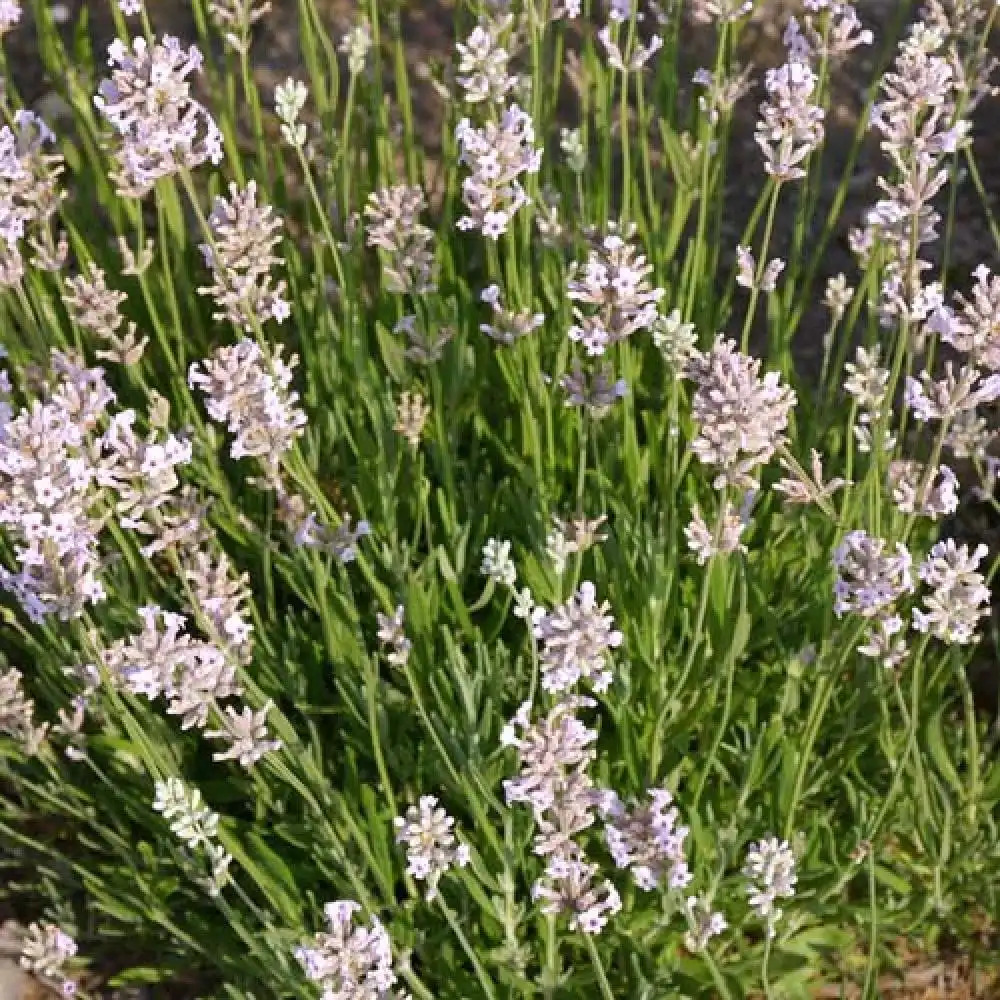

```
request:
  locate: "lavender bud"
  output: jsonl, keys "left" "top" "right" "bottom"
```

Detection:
{"left": 295, "top": 901, "right": 404, "bottom": 1000}
{"left": 913, "top": 539, "right": 990, "bottom": 644}
{"left": 531, "top": 582, "right": 623, "bottom": 695}
{"left": 833, "top": 530, "right": 914, "bottom": 619}
{"left": 199, "top": 180, "right": 290, "bottom": 329}
{"left": 394, "top": 795, "right": 471, "bottom": 900}
{"left": 94, "top": 36, "right": 223, "bottom": 197}
{"left": 456, "top": 14, "right": 517, "bottom": 106}
{"left": 744, "top": 836, "right": 797, "bottom": 936}
{"left": 365, "top": 185, "right": 437, "bottom": 296}
{"left": 686, "top": 336, "right": 796, "bottom": 490}
{"left": 188, "top": 339, "right": 307, "bottom": 475}
{"left": 456, "top": 105, "right": 542, "bottom": 238}
{"left": 567, "top": 228, "right": 664, "bottom": 356}
{"left": 602, "top": 787, "right": 692, "bottom": 891}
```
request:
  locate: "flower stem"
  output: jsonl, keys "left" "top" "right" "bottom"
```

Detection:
{"left": 437, "top": 895, "right": 497, "bottom": 1000}
{"left": 584, "top": 933, "right": 615, "bottom": 1000}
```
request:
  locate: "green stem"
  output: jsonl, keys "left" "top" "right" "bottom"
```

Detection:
{"left": 741, "top": 181, "right": 781, "bottom": 357}
{"left": 367, "top": 657, "right": 397, "bottom": 816}
{"left": 761, "top": 932, "right": 774, "bottom": 1000}
{"left": 542, "top": 915, "right": 561, "bottom": 1000}
{"left": 865, "top": 639, "right": 928, "bottom": 845}
{"left": 437, "top": 894, "right": 497, "bottom": 1000}
{"left": 584, "top": 933, "right": 616, "bottom": 1000}
{"left": 782, "top": 631, "right": 860, "bottom": 841}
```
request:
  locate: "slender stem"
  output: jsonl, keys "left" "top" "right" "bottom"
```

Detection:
{"left": 584, "top": 933, "right": 616, "bottom": 1000}
{"left": 741, "top": 180, "right": 781, "bottom": 356}
{"left": 676, "top": 490, "right": 730, "bottom": 691}
{"left": 340, "top": 73, "right": 359, "bottom": 223}
{"left": 401, "top": 663, "right": 505, "bottom": 859}
{"left": 963, "top": 147, "right": 1000, "bottom": 253}
{"left": 576, "top": 408, "right": 589, "bottom": 516}
{"left": 649, "top": 494, "right": 729, "bottom": 782}
{"left": 542, "top": 915, "right": 561, "bottom": 1000}
{"left": 955, "top": 651, "right": 981, "bottom": 828}
{"left": 684, "top": 23, "right": 729, "bottom": 324}
{"left": 437, "top": 895, "right": 498, "bottom": 1000}
{"left": 619, "top": 62, "right": 631, "bottom": 224}
{"left": 429, "top": 366, "right": 458, "bottom": 509}
{"left": 367, "top": 657, "right": 397, "bottom": 817}
{"left": 293, "top": 143, "right": 349, "bottom": 297}
{"left": 860, "top": 853, "right": 878, "bottom": 1000}
{"left": 865, "top": 638, "right": 928, "bottom": 845}
{"left": 781, "top": 624, "right": 867, "bottom": 840}
{"left": 691, "top": 567, "right": 744, "bottom": 808}
{"left": 761, "top": 932, "right": 774, "bottom": 1000}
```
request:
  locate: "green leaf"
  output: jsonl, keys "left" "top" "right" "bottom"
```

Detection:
{"left": 222, "top": 830, "right": 302, "bottom": 926}
{"left": 924, "top": 707, "right": 963, "bottom": 797}
{"left": 872, "top": 864, "right": 910, "bottom": 894}
{"left": 108, "top": 967, "right": 174, "bottom": 986}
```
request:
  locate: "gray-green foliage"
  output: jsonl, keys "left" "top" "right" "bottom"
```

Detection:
{"left": 0, "top": 0, "right": 999, "bottom": 997}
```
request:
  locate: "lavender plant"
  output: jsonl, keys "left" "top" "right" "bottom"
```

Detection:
{"left": 0, "top": 0, "right": 999, "bottom": 997}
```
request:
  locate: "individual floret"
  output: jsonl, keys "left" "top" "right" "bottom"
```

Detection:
{"left": 0, "top": 111, "right": 66, "bottom": 282}
{"left": 205, "top": 702, "right": 282, "bottom": 768}
{"left": 0, "top": 667, "right": 48, "bottom": 753}
{"left": 19, "top": 922, "right": 78, "bottom": 997}
{"left": 207, "top": 0, "right": 271, "bottom": 54}
{"left": 0, "top": 0, "right": 20, "bottom": 36}
{"left": 774, "top": 449, "right": 849, "bottom": 508}
{"left": 684, "top": 500, "right": 747, "bottom": 564}
{"left": 393, "top": 390, "right": 430, "bottom": 450}
{"left": 65, "top": 264, "right": 148, "bottom": 365}
{"left": 689, "top": 0, "right": 752, "bottom": 23}
{"left": 102, "top": 605, "right": 241, "bottom": 730}
{"left": 652, "top": 309, "right": 698, "bottom": 370}
{"left": 601, "top": 788, "right": 692, "bottom": 891}
{"left": 99, "top": 408, "right": 193, "bottom": 535}
{"left": 455, "top": 14, "right": 517, "bottom": 105}
{"left": 184, "top": 549, "right": 254, "bottom": 663}
{"left": 502, "top": 697, "right": 600, "bottom": 859}
{"left": 559, "top": 359, "right": 628, "bottom": 417}
{"left": 274, "top": 487, "right": 371, "bottom": 562}
{"left": 480, "top": 284, "right": 544, "bottom": 346}
{"left": 365, "top": 185, "right": 437, "bottom": 296}
{"left": 683, "top": 894, "right": 728, "bottom": 952}
{"left": 905, "top": 364, "right": 1000, "bottom": 423}
{"left": 339, "top": 18, "right": 373, "bottom": 76}
{"left": 931, "top": 265, "right": 1000, "bottom": 368}
{"left": 833, "top": 530, "right": 913, "bottom": 618}
{"left": 532, "top": 855, "right": 622, "bottom": 934}
{"left": 481, "top": 537, "right": 517, "bottom": 588}
{"left": 755, "top": 59, "right": 824, "bottom": 182}
{"left": 843, "top": 345, "right": 894, "bottom": 454}
{"left": 887, "top": 460, "right": 958, "bottom": 519}
{"left": 0, "top": 353, "right": 114, "bottom": 621}
{"left": 376, "top": 605, "right": 412, "bottom": 669}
